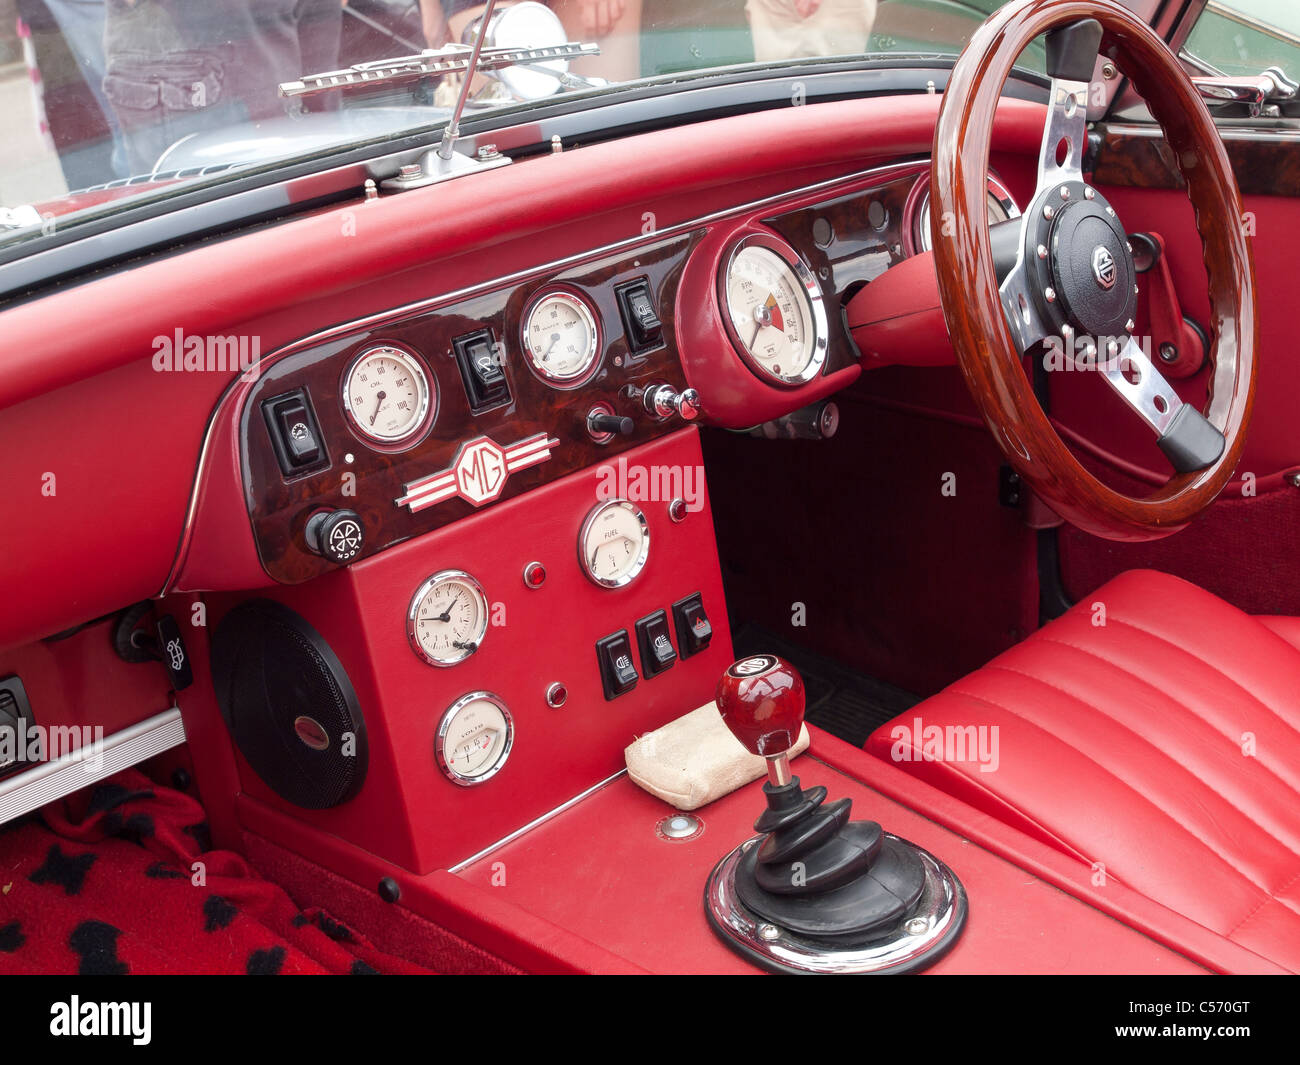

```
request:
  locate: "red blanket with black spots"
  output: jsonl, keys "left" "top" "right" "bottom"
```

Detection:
{"left": 0, "top": 770, "right": 430, "bottom": 974}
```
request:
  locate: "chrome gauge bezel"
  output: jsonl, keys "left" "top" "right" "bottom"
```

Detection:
{"left": 435, "top": 691, "right": 514, "bottom": 787}
{"left": 719, "top": 233, "right": 829, "bottom": 388}
{"left": 407, "top": 569, "right": 489, "bottom": 667}
{"left": 520, "top": 288, "right": 603, "bottom": 388}
{"left": 340, "top": 344, "right": 434, "bottom": 449}
{"left": 909, "top": 173, "right": 1020, "bottom": 255}
{"left": 578, "top": 498, "right": 650, "bottom": 589}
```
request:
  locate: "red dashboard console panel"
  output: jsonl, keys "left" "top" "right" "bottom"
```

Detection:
{"left": 209, "top": 429, "right": 735, "bottom": 874}
{"left": 863, "top": 570, "right": 1300, "bottom": 972}
{"left": 845, "top": 250, "right": 956, "bottom": 368}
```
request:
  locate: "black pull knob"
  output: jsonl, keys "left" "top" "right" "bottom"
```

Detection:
{"left": 588, "top": 411, "right": 635, "bottom": 437}
{"left": 305, "top": 509, "right": 365, "bottom": 564}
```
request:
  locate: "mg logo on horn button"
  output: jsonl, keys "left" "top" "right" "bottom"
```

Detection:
{"left": 1091, "top": 245, "right": 1117, "bottom": 290}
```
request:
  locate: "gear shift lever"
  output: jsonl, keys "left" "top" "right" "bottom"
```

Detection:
{"left": 716, "top": 654, "right": 804, "bottom": 784}
{"left": 706, "top": 654, "right": 968, "bottom": 975}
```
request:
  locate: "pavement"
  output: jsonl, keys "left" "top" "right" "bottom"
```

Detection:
{"left": 1, "top": 61, "right": 69, "bottom": 209}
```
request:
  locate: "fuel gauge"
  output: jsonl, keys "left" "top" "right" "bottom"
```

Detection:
{"left": 579, "top": 499, "right": 650, "bottom": 588}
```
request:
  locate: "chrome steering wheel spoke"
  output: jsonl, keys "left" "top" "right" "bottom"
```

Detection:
{"left": 1037, "top": 78, "right": 1090, "bottom": 189}
{"left": 1096, "top": 335, "right": 1184, "bottom": 436}
{"left": 999, "top": 259, "right": 1050, "bottom": 354}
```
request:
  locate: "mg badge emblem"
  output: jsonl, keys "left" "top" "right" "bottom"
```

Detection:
{"left": 395, "top": 433, "right": 559, "bottom": 513}
{"left": 454, "top": 438, "right": 508, "bottom": 505}
{"left": 1091, "top": 245, "right": 1116, "bottom": 290}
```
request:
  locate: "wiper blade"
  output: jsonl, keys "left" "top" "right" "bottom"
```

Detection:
{"left": 280, "top": 42, "right": 599, "bottom": 99}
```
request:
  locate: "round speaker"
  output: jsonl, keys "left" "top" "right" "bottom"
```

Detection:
{"left": 211, "top": 600, "right": 368, "bottom": 809}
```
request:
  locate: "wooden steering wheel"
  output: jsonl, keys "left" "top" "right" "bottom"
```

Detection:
{"left": 931, "top": 0, "right": 1257, "bottom": 541}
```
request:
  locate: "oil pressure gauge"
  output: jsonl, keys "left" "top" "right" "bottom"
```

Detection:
{"left": 342, "top": 344, "right": 433, "bottom": 447}
{"left": 579, "top": 499, "right": 649, "bottom": 588}
{"left": 436, "top": 692, "right": 513, "bottom": 786}
{"left": 408, "top": 570, "right": 489, "bottom": 667}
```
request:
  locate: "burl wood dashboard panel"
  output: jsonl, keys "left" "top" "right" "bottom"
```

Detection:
{"left": 240, "top": 167, "right": 926, "bottom": 585}
{"left": 243, "top": 234, "right": 702, "bottom": 584}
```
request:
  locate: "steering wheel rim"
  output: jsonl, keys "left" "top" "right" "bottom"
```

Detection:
{"left": 931, "top": 0, "right": 1257, "bottom": 542}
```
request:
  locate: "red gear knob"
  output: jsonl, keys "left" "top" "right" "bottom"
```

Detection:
{"left": 715, "top": 655, "right": 805, "bottom": 757}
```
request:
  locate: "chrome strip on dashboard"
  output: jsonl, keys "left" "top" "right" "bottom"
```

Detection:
{"left": 448, "top": 767, "right": 627, "bottom": 873}
{"left": 0, "top": 707, "right": 187, "bottom": 826}
{"left": 161, "top": 158, "right": 929, "bottom": 594}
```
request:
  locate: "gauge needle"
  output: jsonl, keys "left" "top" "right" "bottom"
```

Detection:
{"left": 540, "top": 332, "right": 561, "bottom": 361}
{"left": 369, "top": 389, "right": 387, "bottom": 426}
{"left": 433, "top": 594, "right": 461, "bottom": 624}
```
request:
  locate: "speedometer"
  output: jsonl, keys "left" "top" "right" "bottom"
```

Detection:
{"left": 721, "top": 237, "right": 828, "bottom": 387}
{"left": 911, "top": 174, "right": 1020, "bottom": 253}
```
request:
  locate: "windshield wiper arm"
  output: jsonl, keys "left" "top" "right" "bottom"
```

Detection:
{"left": 279, "top": 42, "right": 599, "bottom": 99}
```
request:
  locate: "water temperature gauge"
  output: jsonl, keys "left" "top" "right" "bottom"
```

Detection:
{"left": 436, "top": 692, "right": 513, "bottom": 786}
{"left": 579, "top": 499, "right": 650, "bottom": 588}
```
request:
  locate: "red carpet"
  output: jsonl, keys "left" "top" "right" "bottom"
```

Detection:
{"left": 0, "top": 770, "right": 430, "bottom": 975}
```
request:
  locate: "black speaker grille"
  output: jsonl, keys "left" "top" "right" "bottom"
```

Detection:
{"left": 212, "top": 600, "right": 368, "bottom": 809}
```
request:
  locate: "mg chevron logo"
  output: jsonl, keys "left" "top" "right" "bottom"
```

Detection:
{"left": 395, "top": 433, "right": 559, "bottom": 513}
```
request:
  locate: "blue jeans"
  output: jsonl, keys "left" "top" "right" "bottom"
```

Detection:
{"left": 101, "top": 0, "right": 342, "bottom": 175}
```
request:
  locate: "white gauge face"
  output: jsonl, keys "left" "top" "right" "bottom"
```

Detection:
{"left": 723, "top": 244, "right": 827, "bottom": 386}
{"left": 579, "top": 500, "right": 649, "bottom": 588}
{"left": 915, "top": 182, "right": 1018, "bottom": 253}
{"left": 408, "top": 571, "right": 489, "bottom": 667}
{"left": 522, "top": 291, "right": 601, "bottom": 385}
{"left": 343, "top": 346, "right": 432, "bottom": 445}
{"left": 436, "top": 692, "right": 513, "bottom": 786}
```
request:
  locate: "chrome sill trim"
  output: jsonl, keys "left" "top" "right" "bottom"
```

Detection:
{"left": 0, "top": 707, "right": 187, "bottom": 826}
{"left": 448, "top": 767, "right": 627, "bottom": 873}
{"left": 162, "top": 158, "right": 928, "bottom": 593}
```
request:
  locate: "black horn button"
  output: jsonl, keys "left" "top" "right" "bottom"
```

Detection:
{"left": 1048, "top": 198, "right": 1137, "bottom": 342}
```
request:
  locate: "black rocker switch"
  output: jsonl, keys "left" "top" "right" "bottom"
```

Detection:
{"left": 596, "top": 630, "right": 639, "bottom": 699}
{"left": 453, "top": 329, "right": 511, "bottom": 412}
{"left": 616, "top": 278, "right": 663, "bottom": 354}
{"left": 635, "top": 610, "right": 677, "bottom": 677}
{"left": 262, "top": 389, "right": 328, "bottom": 476}
{"left": 672, "top": 593, "right": 713, "bottom": 659}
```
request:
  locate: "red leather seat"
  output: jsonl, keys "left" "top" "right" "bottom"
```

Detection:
{"left": 865, "top": 569, "right": 1300, "bottom": 971}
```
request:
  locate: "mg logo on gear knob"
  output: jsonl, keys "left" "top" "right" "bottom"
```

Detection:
{"left": 1092, "top": 245, "right": 1117, "bottom": 290}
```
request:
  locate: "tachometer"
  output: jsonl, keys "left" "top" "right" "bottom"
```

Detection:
{"left": 342, "top": 345, "right": 433, "bottom": 447}
{"left": 521, "top": 290, "right": 601, "bottom": 386}
{"left": 721, "top": 237, "right": 828, "bottom": 387}
{"left": 407, "top": 570, "right": 489, "bottom": 667}
{"left": 435, "top": 692, "right": 513, "bottom": 786}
